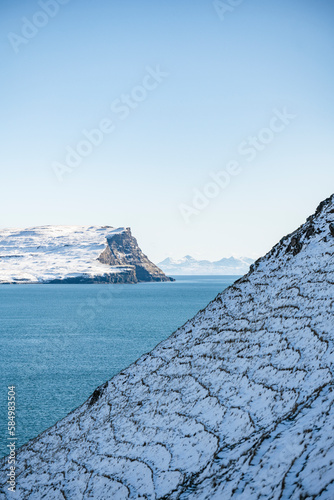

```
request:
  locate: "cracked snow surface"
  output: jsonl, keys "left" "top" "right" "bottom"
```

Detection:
{"left": 1, "top": 195, "right": 334, "bottom": 499}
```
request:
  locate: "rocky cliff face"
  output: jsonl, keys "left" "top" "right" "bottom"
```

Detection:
{"left": 98, "top": 228, "right": 174, "bottom": 282}
{"left": 0, "top": 226, "right": 172, "bottom": 284}
{"left": 1, "top": 195, "right": 334, "bottom": 499}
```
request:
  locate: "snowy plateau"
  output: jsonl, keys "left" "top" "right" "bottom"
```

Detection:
{"left": 1, "top": 194, "right": 334, "bottom": 499}
{"left": 0, "top": 226, "right": 172, "bottom": 284}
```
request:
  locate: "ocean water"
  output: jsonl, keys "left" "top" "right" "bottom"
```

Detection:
{"left": 0, "top": 275, "right": 239, "bottom": 458}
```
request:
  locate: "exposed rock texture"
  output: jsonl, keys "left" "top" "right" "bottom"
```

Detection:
{"left": 98, "top": 228, "right": 173, "bottom": 282}
{"left": 48, "top": 267, "right": 137, "bottom": 284}
{"left": 0, "top": 226, "right": 172, "bottom": 284}
{"left": 0, "top": 195, "right": 334, "bottom": 499}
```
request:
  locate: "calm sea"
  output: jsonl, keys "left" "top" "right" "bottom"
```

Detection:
{"left": 0, "top": 275, "right": 239, "bottom": 458}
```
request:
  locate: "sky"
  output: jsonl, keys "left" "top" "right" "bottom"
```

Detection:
{"left": 1, "top": 0, "right": 334, "bottom": 262}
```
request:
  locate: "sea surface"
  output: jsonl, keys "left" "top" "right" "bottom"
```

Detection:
{"left": 0, "top": 275, "right": 239, "bottom": 458}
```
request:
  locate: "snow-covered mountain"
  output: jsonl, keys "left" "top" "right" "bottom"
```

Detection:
{"left": 1, "top": 194, "right": 334, "bottom": 499}
{"left": 158, "top": 255, "right": 255, "bottom": 275}
{"left": 0, "top": 226, "right": 172, "bottom": 284}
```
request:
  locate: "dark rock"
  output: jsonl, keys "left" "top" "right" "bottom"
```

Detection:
{"left": 286, "top": 235, "right": 303, "bottom": 256}
{"left": 305, "top": 225, "right": 315, "bottom": 239}
{"left": 88, "top": 382, "right": 108, "bottom": 406}
{"left": 315, "top": 196, "right": 332, "bottom": 215}
{"left": 329, "top": 223, "right": 334, "bottom": 237}
{"left": 47, "top": 268, "right": 137, "bottom": 284}
{"left": 98, "top": 228, "right": 174, "bottom": 282}
{"left": 88, "top": 389, "right": 102, "bottom": 407}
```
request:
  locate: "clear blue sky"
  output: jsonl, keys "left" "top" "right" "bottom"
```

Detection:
{"left": 1, "top": 0, "right": 334, "bottom": 261}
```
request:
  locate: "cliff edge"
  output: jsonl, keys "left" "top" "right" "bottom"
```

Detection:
{"left": 1, "top": 195, "right": 334, "bottom": 498}
{"left": 98, "top": 227, "right": 173, "bottom": 282}
{"left": 0, "top": 225, "right": 173, "bottom": 284}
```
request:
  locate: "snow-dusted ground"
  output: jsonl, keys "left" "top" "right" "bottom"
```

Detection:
{"left": 0, "top": 226, "right": 131, "bottom": 283}
{"left": 158, "top": 255, "right": 254, "bottom": 275}
{"left": 0, "top": 195, "right": 334, "bottom": 499}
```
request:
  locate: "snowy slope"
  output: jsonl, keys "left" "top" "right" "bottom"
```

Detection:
{"left": 0, "top": 195, "right": 334, "bottom": 499}
{"left": 0, "top": 226, "right": 170, "bottom": 284}
{"left": 158, "top": 255, "right": 255, "bottom": 275}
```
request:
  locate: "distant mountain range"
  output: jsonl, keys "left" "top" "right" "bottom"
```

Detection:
{"left": 158, "top": 255, "right": 255, "bottom": 275}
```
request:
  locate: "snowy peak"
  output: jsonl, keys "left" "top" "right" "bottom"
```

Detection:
{"left": 0, "top": 225, "right": 173, "bottom": 284}
{"left": 1, "top": 194, "right": 334, "bottom": 499}
{"left": 250, "top": 193, "right": 334, "bottom": 275}
{"left": 183, "top": 254, "right": 196, "bottom": 261}
{"left": 158, "top": 255, "right": 254, "bottom": 275}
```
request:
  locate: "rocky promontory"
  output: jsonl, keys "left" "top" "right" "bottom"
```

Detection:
{"left": 0, "top": 226, "right": 173, "bottom": 284}
{"left": 98, "top": 227, "right": 173, "bottom": 282}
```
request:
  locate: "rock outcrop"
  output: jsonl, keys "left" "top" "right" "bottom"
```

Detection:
{"left": 0, "top": 226, "right": 173, "bottom": 284}
{"left": 98, "top": 228, "right": 173, "bottom": 282}
{"left": 0, "top": 195, "right": 334, "bottom": 499}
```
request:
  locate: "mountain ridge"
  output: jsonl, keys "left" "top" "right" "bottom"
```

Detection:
{"left": 158, "top": 255, "right": 255, "bottom": 275}
{"left": 0, "top": 194, "right": 333, "bottom": 498}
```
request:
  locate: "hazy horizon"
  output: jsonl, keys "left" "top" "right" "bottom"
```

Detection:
{"left": 1, "top": 0, "right": 334, "bottom": 262}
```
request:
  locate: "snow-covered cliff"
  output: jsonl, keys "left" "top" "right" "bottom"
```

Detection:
{"left": 0, "top": 194, "right": 334, "bottom": 499}
{"left": 0, "top": 226, "right": 172, "bottom": 284}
